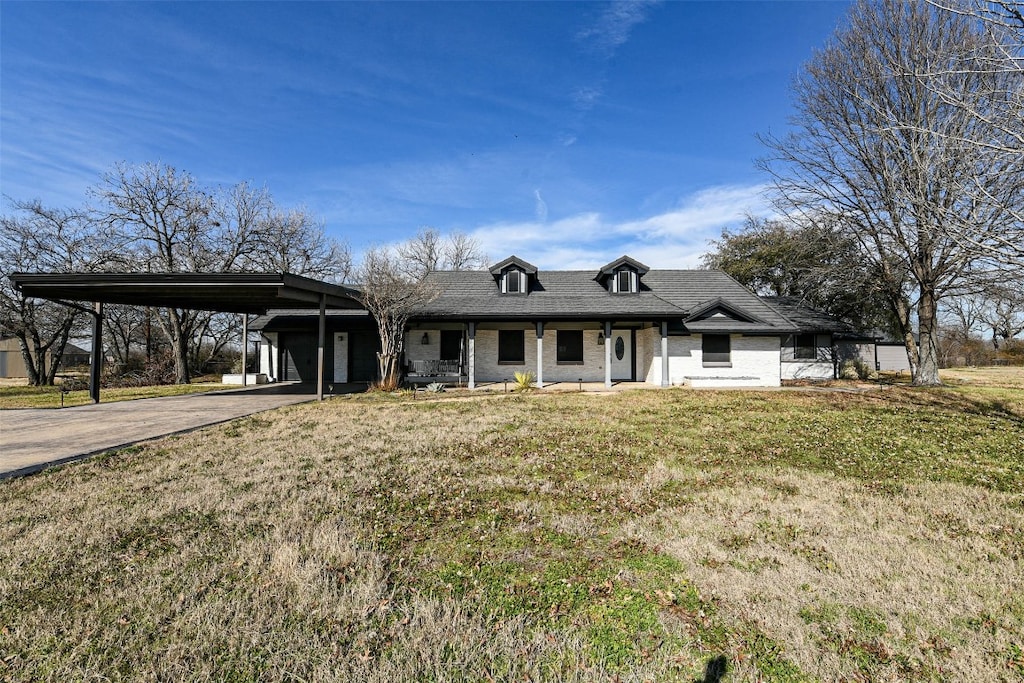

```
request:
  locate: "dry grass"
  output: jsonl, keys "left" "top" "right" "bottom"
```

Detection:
{"left": 941, "top": 365, "right": 1024, "bottom": 389}
{"left": 1, "top": 377, "right": 1022, "bottom": 681}
{"left": 0, "top": 381, "right": 227, "bottom": 409}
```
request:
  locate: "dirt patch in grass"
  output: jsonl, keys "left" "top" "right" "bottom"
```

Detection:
{"left": 1, "top": 387, "right": 1021, "bottom": 681}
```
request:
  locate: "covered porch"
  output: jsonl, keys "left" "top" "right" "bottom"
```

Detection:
{"left": 405, "top": 319, "right": 677, "bottom": 389}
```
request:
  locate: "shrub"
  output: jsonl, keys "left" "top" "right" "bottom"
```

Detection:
{"left": 513, "top": 370, "right": 537, "bottom": 392}
{"left": 840, "top": 359, "right": 874, "bottom": 380}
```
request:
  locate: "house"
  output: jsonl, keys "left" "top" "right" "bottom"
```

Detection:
{"left": 0, "top": 338, "right": 91, "bottom": 379}
{"left": 250, "top": 256, "right": 855, "bottom": 389}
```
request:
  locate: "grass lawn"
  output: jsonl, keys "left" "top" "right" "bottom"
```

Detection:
{"left": 1, "top": 374, "right": 1022, "bottom": 681}
{"left": 0, "top": 380, "right": 227, "bottom": 409}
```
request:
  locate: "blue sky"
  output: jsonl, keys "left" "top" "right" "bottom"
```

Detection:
{"left": 1, "top": 1, "right": 851, "bottom": 269}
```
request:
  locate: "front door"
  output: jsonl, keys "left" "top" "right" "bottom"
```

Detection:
{"left": 609, "top": 330, "right": 634, "bottom": 381}
{"left": 440, "top": 330, "right": 462, "bottom": 362}
{"left": 280, "top": 332, "right": 317, "bottom": 383}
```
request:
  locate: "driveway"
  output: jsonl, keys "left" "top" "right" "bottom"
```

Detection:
{"left": 0, "top": 383, "right": 323, "bottom": 479}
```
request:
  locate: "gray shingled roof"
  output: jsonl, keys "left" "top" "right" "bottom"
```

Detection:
{"left": 251, "top": 269, "right": 846, "bottom": 334}
{"left": 418, "top": 270, "right": 684, "bottom": 320}
{"left": 760, "top": 296, "right": 855, "bottom": 333}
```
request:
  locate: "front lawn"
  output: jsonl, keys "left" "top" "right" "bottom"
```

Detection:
{"left": 0, "top": 381, "right": 226, "bottom": 409}
{"left": 1, "top": 382, "right": 1021, "bottom": 681}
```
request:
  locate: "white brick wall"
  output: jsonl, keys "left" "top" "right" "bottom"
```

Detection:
{"left": 781, "top": 360, "right": 833, "bottom": 380}
{"left": 644, "top": 333, "right": 781, "bottom": 387}
{"left": 404, "top": 330, "right": 440, "bottom": 363}
{"left": 471, "top": 326, "right": 607, "bottom": 384}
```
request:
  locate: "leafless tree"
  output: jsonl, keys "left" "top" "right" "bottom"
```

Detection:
{"left": 397, "top": 227, "right": 488, "bottom": 279}
{"left": 921, "top": 1, "right": 1024, "bottom": 267}
{"left": 93, "top": 163, "right": 351, "bottom": 383}
{"left": 981, "top": 282, "right": 1024, "bottom": 348}
{"left": 443, "top": 230, "right": 488, "bottom": 272}
{"left": 253, "top": 208, "right": 352, "bottom": 282}
{"left": 103, "top": 304, "right": 149, "bottom": 367}
{"left": 759, "top": 0, "right": 1024, "bottom": 385}
{"left": 92, "top": 163, "right": 219, "bottom": 383}
{"left": 356, "top": 245, "right": 439, "bottom": 391}
{"left": 0, "top": 201, "right": 107, "bottom": 385}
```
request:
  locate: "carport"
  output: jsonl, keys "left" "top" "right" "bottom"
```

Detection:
{"left": 9, "top": 272, "right": 364, "bottom": 402}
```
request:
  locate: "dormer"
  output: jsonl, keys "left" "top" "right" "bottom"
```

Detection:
{"left": 489, "top": 255, "right": 538, "bottom": 295}
{"left": 596, "top": 255, "right": 649, "bottom": 294}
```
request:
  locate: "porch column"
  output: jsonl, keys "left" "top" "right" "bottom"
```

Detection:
{"left": 241, "top": 314, "right": 248, "bottom": 387}
{"left": 89, "top": 302, "right": 103, "bottom": 404}
{"left": 660, "top": 321, "right": 669, "bottom": 387}
{"left": 604, "top": 321, "right": 612, "bottom": 388}
{"left": 535, "top": 322, "right": 544, "bottom": 389}
{"left": 316, "top": 293, "right": 326, "bottom": 401}
{"left": 467, "top": 323, "right": 476, "bottom": 389}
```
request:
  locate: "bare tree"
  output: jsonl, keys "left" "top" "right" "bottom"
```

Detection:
{"left": 93, "top": 163, "right": 351, "bottom": 383}
{"left": 921, "top": 1, "right": 1024, "bottom": 267}
{"left": 397, "top": 227, "right": 488, "bottom": 279}
{"left": 0, "top": 201, "right": 106, "bottom": 385}
{"left": 443, "top": 230, "right": 488, "bottom": 272}
{"left": 254, "top": 208, "right": 352, "bottom": 282}
{"left": 982, "top": 282, "right": 1024, "bottom": 348}
{"left": 92, "top": 163, "right": 219, "bottom": 383}
{"left": 356, "top": 246, "right": 439, "bottom": 391}
{"left": 103, "top": 304, "right": 149, "bottom": 368}
{"left": 759, "top": 0, "right": 1024, "bottom": 385}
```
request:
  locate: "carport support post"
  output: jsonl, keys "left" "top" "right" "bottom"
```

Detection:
{"left": 316, "top": 293, "right": 326, "bottom": 401}
{"left": 89, "top": 302, "right": 103, "bottom": 404}
{"left": 660, "top": 321, "right": 669, "bottom": 387}
{"left": 241, "top": 314, "right": 248, "bottom": 387}
{"left": 467, "top": 323, "right": 476, "bottom": 389}
{"left": 604, "top": 321, "right": 612, "bottom": 388}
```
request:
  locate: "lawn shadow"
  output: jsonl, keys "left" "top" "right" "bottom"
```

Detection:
{"left": 695, "top": 654, "right": 728, "bottom": 683}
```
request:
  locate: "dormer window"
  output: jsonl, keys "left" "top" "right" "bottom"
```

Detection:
{"left": 504, "top": 269, "right": 524, "bottom": 294}
{"left": 597, "top": 255, "right": 649, "bottom": 294}
{"left": 615, "top": 269, "right": 637, "bottom": 294}
{"left": 489, "top": 255, "right": 538, "bottom": 295}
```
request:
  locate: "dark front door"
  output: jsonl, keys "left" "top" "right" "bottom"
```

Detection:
{"left": 440, "top": 330, "right": 463, "bottom": 362}
{"left": 349, "top": 329, "right": 380, "bottom": 382}
{"left": 281, "top": 333, "right": 317, "bottom": 382}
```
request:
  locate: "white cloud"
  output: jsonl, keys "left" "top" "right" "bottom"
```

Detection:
{"left": 572, "top": 85, "right": 604, "bottom": 111}
{"left": 534, "top": 189, "right": 549, "bottom": 223}
{"left": 464, "top": 183, "right": 771, "bottom": 270}
{"left": 576, "top": 1, "right": 662, "bottom": 58}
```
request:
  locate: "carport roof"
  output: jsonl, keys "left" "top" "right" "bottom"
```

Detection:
{"left": 9, "top": 272, "right": 364, "bottom": 314}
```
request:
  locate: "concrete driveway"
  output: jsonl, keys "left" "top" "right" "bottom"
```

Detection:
{"left": 0, "top": 383, "right": 322, "bottom": 479}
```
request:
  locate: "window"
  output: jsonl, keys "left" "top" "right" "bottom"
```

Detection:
{"left": 794, "top": 333, "right": 817, "bottom": 360}
{"left": 504, "top": 269, "right": 523, "bottom": 294}
{"left": 498, "top": 329, "right": 525, "bottom": 364}
{"left": 556, "top": 330, "right": 583, "bottom": 364}
{"left": 702, "top": 334, "right": 731, "bottom": 366}
{"left": 615, "top": 270, "right": 635, "bottom": 293}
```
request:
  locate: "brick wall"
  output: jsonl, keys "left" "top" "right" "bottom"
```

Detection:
{"left": 644, "top": 333, "right": 781, "bottom": 387}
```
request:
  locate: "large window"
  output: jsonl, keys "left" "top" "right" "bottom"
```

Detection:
{"left": 794, "top": 333, "right": 817, "bottom": 360}
{"left": 556, "top": 330, "right": 584, "bottom": 364}
{"left": 498, "top": 329, "right": 525, "bottom": 364}
{"left": 702, "top": 334, "right": 731, "bottom": 366}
